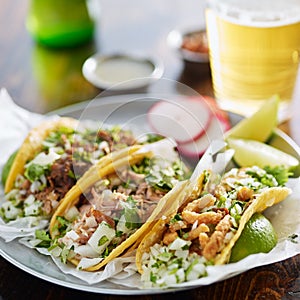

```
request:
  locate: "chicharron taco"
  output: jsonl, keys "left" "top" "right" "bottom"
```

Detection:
{"left": 136, "top": 164, "right": 291, "bottom": 287}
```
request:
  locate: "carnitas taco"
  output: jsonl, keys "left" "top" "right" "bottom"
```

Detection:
{"left": 48, "top": 139, "right": 191, "bottom": 271}
{"left": 136, "top": 164, "right": 291, "bottom": 288}
{"left": 0, "top": 117, "right": 145, "bottom": 223}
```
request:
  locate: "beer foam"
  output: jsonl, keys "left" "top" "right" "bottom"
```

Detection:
{"left": 209, "top": 0, "right": 300, "bottom": 27}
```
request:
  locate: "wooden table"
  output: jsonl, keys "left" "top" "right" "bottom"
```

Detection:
{"left": 0, "top": 1, "right": 299, "bottom": 299}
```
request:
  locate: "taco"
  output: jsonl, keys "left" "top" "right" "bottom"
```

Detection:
{"left": 0, "top": 117, "right": 143, "bottom": 222}
{"left": 48, "top": 139, "right": 191, "bottom": 271}
{"left": 136, "top": 165, "right": 291, "bottom": 287}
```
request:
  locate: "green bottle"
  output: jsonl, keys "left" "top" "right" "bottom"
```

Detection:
{"left": 26, "top": 0, "right": 95, "bottom": 48}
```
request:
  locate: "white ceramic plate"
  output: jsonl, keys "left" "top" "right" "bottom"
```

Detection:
{"left": 1, "top": 94, "right": 299, "bottom": 295}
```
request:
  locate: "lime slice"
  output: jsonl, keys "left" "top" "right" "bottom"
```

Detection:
{"left": 225, "top": 96, "right": 278, "bottom": 142}
{"left": 230, "top": 213, "right": 277, "bottom": 263}
{"left": 227, "top": 137, "right": 299, "bottom": 169}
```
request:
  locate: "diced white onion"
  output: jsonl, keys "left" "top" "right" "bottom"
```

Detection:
{"left": 77, "top": 257, "right": 103, "bottom": 270}
{"left": 224, "top": 231, "right": 234, "bottom": 243}
{"left": 169, "top": 238, "right": 191, "bottom": 251}
{"left": 49, "top": 245, "right": 62, "bottom": 257}
{"left": 5, "top": 189, "right": 19, "bottom": 201}
{"left": 1, "top": 201, "right": 22, "bottom": 219}
{"left": 186, "top": 269, "right": 200, "bottom": 281}
{"left": 85, "top": 215, "right": 97, "bottom": 228}
{"left": 40, "top": 174, "right": 47, "bottom": 185}
{"left": 74, "top": 244, "right": 99, "bottom": 258}
{"left": 162, "top": 274, "right": 177, "bottom": 286}
{"left": 176, "top": 268, "right": 185, "bottom": 282}
{"left": 64, "top": 206, "right": 80, "bottom": 221}
{"left": 27, "top": 149, "right": 61, "bottom": 167}
{"left": 193, "top": 263, "right": 206, "bottom": 274}
{"left": 24, "top": 201, "right": 41, "bottom": 216}
{"left": 51, "top": 200, "right": 59, "bottom": 210}
{"left": 116, "top": 214, "right": 131, "bottom": 234}
{"left": 191, "top": 220, "right": 198, "bottom": 231}
{"left": 65, "top": 230, "right": 80, "bottom": 241}
{"left": 88, "top": 222, "right": 115, "bottom": 254}
{"left": 24, "top": 194, "right": 35, "bottom": 205}
{"left": 99, "top": 141, "right": 109, "bottom": 150}
{"left": 30, "top": 181, "right": 41, "bottom": 193}
{"left": 174, "top": 249, "right": 189, "bottom": 259}
{"left": 150, "top": 245, "right": 160, "bottom": 257}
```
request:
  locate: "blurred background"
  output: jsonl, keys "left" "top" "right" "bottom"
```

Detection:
{"left": 0, "top": 0, "right": 210, "bottom": 113}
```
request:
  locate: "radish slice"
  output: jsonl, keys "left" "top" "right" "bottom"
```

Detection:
{"left": 147, "top": 97, "right": 212, "bottom": 144}
{"left": 178, "top": 113, "right": 231, "bottom": 158}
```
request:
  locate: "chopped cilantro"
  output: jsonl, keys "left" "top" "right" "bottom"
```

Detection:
{"left": 150, "top": 272, "right": 157, "bottom": 283}
{"left": 144, "top": 134, "right": 163, "bottom": 143}
{"left": 60, "top": 244, "right": 73, "bottom": 264}
{"left": 73, "top": 150, "right": 92, "bottom": 163}
{"left": 123, "top": 196, "right": 141, "bottom": 230}
{"left": 185, "top": 258, "right": 199, "bottom": 278}
{"left": 68, "top": 170, "right": 76, "bottom": 179}
{"left": 263, "top": 166, "right": 292, "bottom": 186}
{"left": 102, "top": 246, "right": 111, "bottom": 258}
{"left": 35, "top": 230, "right": 52, "bottom": 248}
{"left": 216, "top": 195, "right": 227, "bottom": 208}
{"left": 43, "top": 127, "right": 75, "bottom": 149}
{"left": 115, "top": 230, "right": 123, "bottom": 237}
{"left": 182, "top": 244, "right": 190, "bottom": 250}
{"left": 182, "top": 232, "right": 189, "bottom": 239}
{"left": 288, "top": 233, "right": 298, "bottom": 244}
{"left": 170, "top": 214, "right": 182, "bottom": 224}
{"left": 24, "top": 163, "right": 48, "bottom": 182}
{"left": 54, "top": 216, "right": 71, "bottom": 237}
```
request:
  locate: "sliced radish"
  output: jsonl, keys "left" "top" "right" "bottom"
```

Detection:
{"left": 147, "top": 97, "right": 212, "bottom": 144}
{"left": 178, "top": 112, "right": 231, "bottom": 159}
{"left": 190, "top": 95, "right": 230, "bottom": 124}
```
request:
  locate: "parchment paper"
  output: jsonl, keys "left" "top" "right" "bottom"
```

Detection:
{"left": 0, "top": 88, "right": 299, "bottom": 289}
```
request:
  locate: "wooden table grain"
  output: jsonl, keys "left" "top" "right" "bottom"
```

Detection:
{"left": 0, "top": 1, "right": 299, "bottom": 299}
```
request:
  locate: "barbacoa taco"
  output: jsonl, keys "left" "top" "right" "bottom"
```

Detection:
{"left": 0, "top": 117, "right": 145, "bottom": 223}
{"left": 136, "top": 164, "right": 291, "bottom": 288}
{"left": 48, "top": 139, "right": 191, "bottom": 271}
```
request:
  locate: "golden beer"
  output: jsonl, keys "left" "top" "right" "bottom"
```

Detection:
{"left": 205, "top": 1, "right": 300, "bottom": 120}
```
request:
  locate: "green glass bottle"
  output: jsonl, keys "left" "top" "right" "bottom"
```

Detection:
{"left": 26, "top": 0, "right": 95, "bottom": 48}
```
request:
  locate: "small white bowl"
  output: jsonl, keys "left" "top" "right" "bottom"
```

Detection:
{"left": 82, "top": 53, "right": 164, "bottom": 91}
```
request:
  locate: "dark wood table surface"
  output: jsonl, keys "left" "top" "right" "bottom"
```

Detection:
{"left": 0, "top": 1, "right": 299, "bottom": 299}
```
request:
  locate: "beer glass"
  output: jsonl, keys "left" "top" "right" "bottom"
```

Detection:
{"left": 205, "top": 0, "right": 300, "bottom": 121}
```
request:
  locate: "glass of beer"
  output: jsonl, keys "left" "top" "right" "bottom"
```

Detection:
{"left": 205, "top": 0, "right": 300, "bottom": 121}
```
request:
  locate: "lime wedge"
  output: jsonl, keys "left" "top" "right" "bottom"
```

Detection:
{"left": 225, "top": 96, "right": 279, "bottom": 142}
{"left": 227, "top": 137, "right": 299, "bottom": 169}
{"left": 230, "top": 213, "right": 277, "bottom": 263}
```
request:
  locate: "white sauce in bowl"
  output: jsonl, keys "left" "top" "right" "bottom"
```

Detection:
{"left": 82, "top": 54, "right": 163, "bottom": 90}
{"left": 95, "top": 57, "right": 154, "bottom": 83}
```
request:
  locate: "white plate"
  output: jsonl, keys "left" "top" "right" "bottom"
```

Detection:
{"left": 1, "top": 94, "right": 300, "bottom": 295}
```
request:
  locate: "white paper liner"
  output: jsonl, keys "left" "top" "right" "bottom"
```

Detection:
{"left": 0, "top": 88, "right": 299, "bottom": 290}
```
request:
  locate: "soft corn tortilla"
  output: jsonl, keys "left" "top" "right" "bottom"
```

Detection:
{"left": 49, "top": 145, "right": 189, "bottom": 271}
{"left": 49, "top": 145, "right": 148, "bottom": 237}
{"left": 4, "top": 117, "right": 141, "bottom": 224}
{"left": 86, "top": 181, "right": 189, "bottom": 271}
{"left": 4, "top": 117, "right": 79, "bottom": 193}
{"left": 214, "top": 186, "right": 291, "bottom": 265}
{"left": 136, "top": 172, "right": 207, "bottom": 273}
{"left": 136, "top": 171, "right": 291, "bottom": 273}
